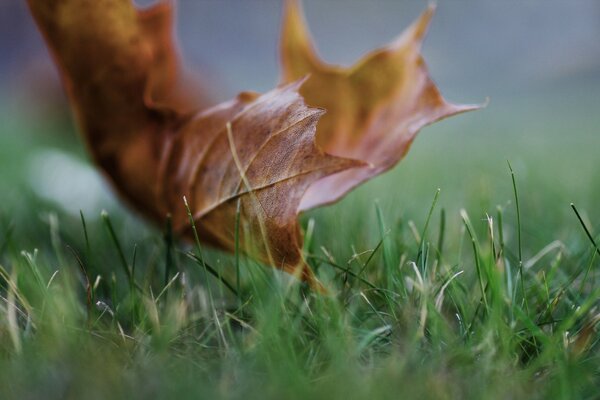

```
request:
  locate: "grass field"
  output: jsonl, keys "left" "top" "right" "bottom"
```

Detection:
{"left": 0, "top": 79, "right": 599, "bottom": 399}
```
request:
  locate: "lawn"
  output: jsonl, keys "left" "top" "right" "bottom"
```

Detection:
{"left": 0, "top": 71, "right": 599, "bottom": 399}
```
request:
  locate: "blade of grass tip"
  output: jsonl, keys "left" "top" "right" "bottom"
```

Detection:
{"left": 486, "top": 214, "right": 497, "bottom": 265}
{"left": 496, "top": 206, "right": 505, "bottom": 257}
{"left": 155, "top": 272, "right": 180, "bottom": 303}
{"left": 460, "top": 209, "right": 489, "bottom": 314}
{"left": 80, "top": 213, "right": 101, "bottom": 289}
{"left": 183, "top": 197, "right": 205, "bottom": 264}
{"left": 571, "top": 203, "right": 600, "bottom": 257}
{"left": 101, "top": 210, "right": 133, "bottom": 288}
{"left": 357, "top": 236, "right": 385, "bottom": 278}
{"left": 303, "top": 218, "right": 316, "bottom": 254}
{"left": 416, "top": 188, "right": 441, "bottom": 267}
{"left": 46, "top": 270, "right": 60, "bottom": 289}
{"left": 408, "top": 220, "right": 421, "bottom": 244}
{"left": 234, "top": 198, "right": 241, "bottom": 302}
{"left": 456, "top": 222, "right": 466, "bottom": 273}
{"left": 507, "top": 162, "right": 522, "bottom": 262}
{"left": 435, "top": 270, "right": 464, "bottom": 312}
{"left": 129, "top": 243, "right": 139, "bottom": 322}
{"left": 375, "top": 201, "right": 397, "bottom": 292}
{"left": 508, "top": 161, "right": 529, "bottom": 314}
{"left": 79, "top": 210, "right": 91, "bottom": 257}
{"left": 486, "top": 214, "right": 507, "bottom": 307}
{"left": 163, "top": 213, "right": 174, "bottom": 288}
{"left": 48, "top": 213, "right": 66, "bottom": 268}
{"left": 183, "top": 197, "right": 216, "bottom": 304}
{"left": 436, "top": 208, "right": 446, "bottom": 266}
{"left": 509, "top": 164, "right": 540, "bottom": 354}
{"left": 498, "top": 206, "right": 514, "bottom": 323}
{"left": 496, "top": 206, "right": 513, "bottom": 297}
{"left": 131, "top": 244, "right": 138, "bottom": 286}
{"left": 21, "top": 250, "right": 47, "bottom": 292}
{"left": 66, "top": 245, "right": 93, "bottom": 312}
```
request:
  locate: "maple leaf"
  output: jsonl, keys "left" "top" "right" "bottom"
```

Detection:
{"left": 25, "top": 0, "right": 208, "bottom": 220}
{"left": 280, "top": 0, "right": 480, "bottom": 211}
{"left": 158, "top": 82, "right": 361, "bottom": 286}
{"left": 26, "top": 0, "right": 476, "bottom": 290}
{"left": 26, "top": 0, "right": 361, "bottom": 289}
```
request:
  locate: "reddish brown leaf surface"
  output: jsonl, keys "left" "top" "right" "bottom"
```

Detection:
{"left": 26, "top": 0, "right": 475, "bottom": 289}
{"left": 26, "top": 0, "right": 361, "bottom": 288}
{"left": 158, "top": 82, "right": 361, "bottom": 284}
{"left": 280, "top": 0, "right": 480, "bottom": 211}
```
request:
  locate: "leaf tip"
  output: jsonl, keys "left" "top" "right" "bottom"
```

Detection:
{"left": 391, "top": 4, "right": 436, "bottom": 49}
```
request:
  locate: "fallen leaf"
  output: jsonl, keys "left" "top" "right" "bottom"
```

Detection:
{"left": 26, "top": 0, "right": 476, "bottom": 290}
{"left": 158, "top": 81, "right": 362, "bottom": 285}
{"left": 25, "top": 0, "right": 208, "bottom": 220}
{"left": 26, "top": 0, "right": 361, "bottom": 288}
{"left": 280, "top": 0, "right": 480, "bottom": 211}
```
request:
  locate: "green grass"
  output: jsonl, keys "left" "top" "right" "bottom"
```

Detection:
{"left": 0, "top": 86, "right": 599, "bottom": 399}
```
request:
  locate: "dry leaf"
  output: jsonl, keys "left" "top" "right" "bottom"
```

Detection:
{"left": 280, "top": 0, "right": 480, "bottom": 211}
{"left": 26, "top": 0, "right": 360, "bottom": 288}
{"left": 26, "top": 0, "right": 476, "bottom": 289}
{"left": 158, "top": 82, "right": 361, "bottom": 285}
{"left": 25, "top": 0, "right": 208, "bottom": 220}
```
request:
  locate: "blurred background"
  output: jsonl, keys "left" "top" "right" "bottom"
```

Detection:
{"left": 1, "top": 0, "right": 599, "bottom": 257}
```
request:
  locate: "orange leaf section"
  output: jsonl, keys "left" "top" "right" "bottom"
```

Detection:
{"left": 26, "top": 0, "right": 362, "bottom": 288}
{"left": 280, "top": 0, "right": 480, "bottom": 211}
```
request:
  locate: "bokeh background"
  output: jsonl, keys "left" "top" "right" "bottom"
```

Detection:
{"left": 1, "top": 0, "right": 599, "bottom": 256}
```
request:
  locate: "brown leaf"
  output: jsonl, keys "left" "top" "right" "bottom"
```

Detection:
{"left": 159, "top": 81, "right": 362, "bottom": 285}
{"left": 25, "top": 0, "right": 209, "bottom": 220}
{"left": 27, "top": 0, "right": 478, "bottom": 290}
{"left": 280, "top": 0, "right": 480, "bottom": 211}
{"left": 26, "top": 0, "right": 362, "bottom": 288}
